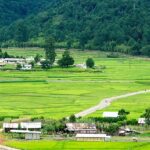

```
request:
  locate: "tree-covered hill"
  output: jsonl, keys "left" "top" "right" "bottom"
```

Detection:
{"left": 0, "top": 0, "right": 52, "bottom": 27}
{"left": 0, "top": 0, "right": 150, "bottom": 56}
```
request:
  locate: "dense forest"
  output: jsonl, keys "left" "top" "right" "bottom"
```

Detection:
{"left": 0, "top": 0, "right": 150, "bottom": 56}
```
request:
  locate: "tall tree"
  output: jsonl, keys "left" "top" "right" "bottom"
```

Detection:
{"left": 143, "top": 108, "right": 150, "bottom": 125}
{"left": 58, "top": 50, "right": 74, "bottom": 67}
{"left": 44, "top": 37, "right": 56, "bottom": 67}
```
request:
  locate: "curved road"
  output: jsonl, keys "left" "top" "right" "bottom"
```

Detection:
{"left": 0, "top": 145, "right": 19, "bottom": 150}
{"left": 75, "top": 90, "right": 150, "bottom": 118}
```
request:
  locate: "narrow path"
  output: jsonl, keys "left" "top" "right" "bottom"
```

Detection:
{"left": 0, "top": 145, "right": 20, "bottom": 150}
{"left": 75, "top": 90, "right": 150, "bottom": 118}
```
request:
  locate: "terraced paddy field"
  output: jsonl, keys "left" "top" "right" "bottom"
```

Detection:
{"left": 5, "top": 141, "right": 150, "bottom": 150}
{"left": 0, "top": 48, "right": 150, "bottom": 119}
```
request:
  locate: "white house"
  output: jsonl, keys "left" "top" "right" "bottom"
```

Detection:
{"left": 138, "top": 118, "right": 146, "bottom": 125}
{"left": 20, "top": 122, "right": 42, "bottom": 130}
{"left": 103, "top": 112, "right": 119, "bottom": 118}
{"left": 21, "top": 64, "right": 32, "bottom": 70}
{"left": 3, "top": 123, "right": 19, "bottom": 132}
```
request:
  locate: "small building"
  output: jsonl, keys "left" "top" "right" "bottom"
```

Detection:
{"left": 0, "top": 62, "right": 5, "bottom": 68}
{"left": 118, "top": 127, "right": 138, "bottom": 136}
{"left": 3, "top": 123, "right": 19, "bottom": 132}
{"left": 76, "top": 64, "right": 87, "bottom": 69}
{"left": 4, "top": 58, "right": 25, "bottom": 64}
{"left": 138, "top": 118, "right": 146, "bottom": 125}
{"left": 103, "top": 112, "right": 119, "bottom": 118}
{"left": 21, "top": 64, "right": 32, "bottom": 70}
{"left": 10, "top": 130, "right": 41, "bottom": 140}
{"left": 20, "top": 122, "right": 42, "bottom": 130}
{"left": 76, "top": 134, "right": 111, "bottom": 141}
{"left": 66, "top": 123, "right": 97, "bottom": 134}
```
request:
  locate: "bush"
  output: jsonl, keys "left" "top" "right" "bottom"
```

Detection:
{"left": 58, "top": 50, "right": 74, "bottom": 67}
{"left": 69, "top": 114, "right": 76, "bottom": 123}
{"left": 126, "top": 119, "right": 138, "bottom": 125}
{"left": 104, "top": 123, "right": 120, "bottom": 135}
{"left": 86, "top": 58, "right": 95, "bottom": 68}
{"left": 41, "top": 60, "right": 50, "bottom": 69}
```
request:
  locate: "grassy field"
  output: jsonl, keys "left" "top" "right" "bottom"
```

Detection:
{"left": 0, "top": 48, "right": 150, "bottom": 119}
{"left": 5, "top": 141, "right": 150, "bottom": 150}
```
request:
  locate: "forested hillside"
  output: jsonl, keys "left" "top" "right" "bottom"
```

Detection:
{"left": 0, "top": 0, "right": 150, "bottom": 56}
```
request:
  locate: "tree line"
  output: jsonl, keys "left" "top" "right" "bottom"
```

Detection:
{"left": 0, "top": 0, "right": 150, "bottom": 56}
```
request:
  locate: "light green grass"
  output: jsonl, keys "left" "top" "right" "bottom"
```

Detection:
{"left": 91, "top": 93, "right": 150, "bottom": 119}
{"left": 0, "top": 48, "right": 150, "bottom": 119}
{"left": 5, "top": 141, "right": 150, "bottom": 150}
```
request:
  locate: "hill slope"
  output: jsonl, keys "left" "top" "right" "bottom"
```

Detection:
{"left": 0, "top": 0, "right": 150, "bottom": 56}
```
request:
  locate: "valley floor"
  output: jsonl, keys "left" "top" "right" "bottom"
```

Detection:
{"left": 4, "top": 141, "right": 150, "bottom": 150}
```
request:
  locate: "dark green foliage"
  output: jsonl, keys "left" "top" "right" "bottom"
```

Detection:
{"left": 16, "top": 64, "right": 22, "bottom": 70}
{"left": 0, "top": 49, "right": 22, "bottom": 58}
{"left": 93, "top": 116, "right": 126, "bottom": 123}
{"left": 44, "top": 37, "right": 56, "bottom": 67}
{"left": 14, "top": 21, "right": 29, "bottom": 44}
{"left": 142, "top": 108, "right": 150, "bottom": 125}
{"left": 86, "top": 58, "right": 95, "bottom": 68}
{"left": 69, "top": 114, "right": 76, "bottom": 123}
{"left": 126, "top": 119, "right": 138, "bottom": 125}
{"left": 29, "top": 61, "right": 35, "bottom": 68}
{"left": 118, "top": 109, "right": 130, "bottom": 116}
{"left": 0, "top": 0, "right": 150, "bottom": 56}
{"left": 58, "top": 50, "right": 74, "bottom": 67}
{"left": 104, "top": 123, "right": 120, "bottom": 135}
{"left": 43, "top": 119, "right": 66, "bottom": 134}
{"left": 41, "top": 60, "right": 50, "bottom": 69}
{"left": 34, "top": 54, "right": 41, "bottom": 63}
{"left": 141, "top": 45, "right": 150, "bottom": 57}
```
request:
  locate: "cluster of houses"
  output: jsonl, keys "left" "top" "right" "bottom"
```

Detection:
{"left": 2, "top": 112, "right": 146, "bottom": 141}
{"left": 66, "top": 123, "right": 111, "bottom": 141}
{"left": 3, "top": 122, "right": 42, "bottom": 140}
{"left": 0, "top": 58, "right": 34, "bottom": 70}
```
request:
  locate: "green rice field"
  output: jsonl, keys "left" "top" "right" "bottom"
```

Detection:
{"left": 0, "top": 48, "right": 150, "bottom": 119}
{"left": 5, "top": 141, "right": 150, "bottom": 150}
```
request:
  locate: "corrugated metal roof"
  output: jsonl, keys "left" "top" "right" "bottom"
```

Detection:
{"left": 66, "top": 123, "right": 96, "bottom": 131}
{"left": 21, "top": 122, "right": 42, "bottom": 129}
{"left": 3, "top": 123, "right": 19, "bottom": 129}
{"left": 76, "top": 134, "right": 107, "bottom": 138}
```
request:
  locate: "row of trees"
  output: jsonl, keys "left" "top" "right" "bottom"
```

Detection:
{"left": 0, "top": 49, "right": 22, "bottom": 58}
{"left": 40, "top": 37, "right": 95, "bottom": 69}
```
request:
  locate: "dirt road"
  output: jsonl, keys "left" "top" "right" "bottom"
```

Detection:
{"left": 0, "top": 145, "right": 19, "bottom": 150}
{"left": 75, "top": 90, "right": 150, "bottom": 118}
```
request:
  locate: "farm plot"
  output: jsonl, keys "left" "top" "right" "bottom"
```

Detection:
{"left": 0, "top": 49, "right": 150, "bottom": 119}
{"left": 5, "top": 141, "right": 150, "bottom": 150}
